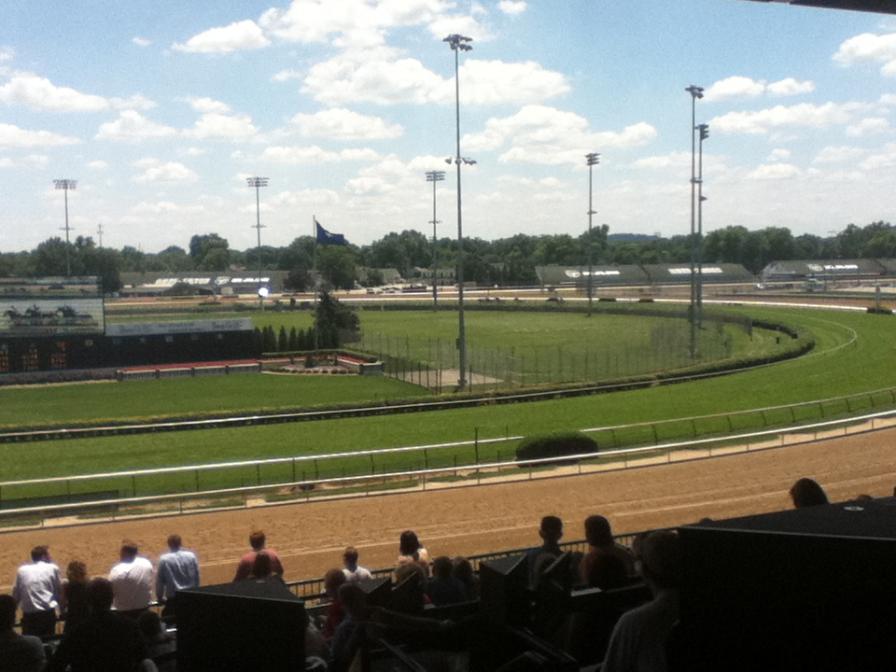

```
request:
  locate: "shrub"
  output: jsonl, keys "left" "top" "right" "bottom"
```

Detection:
{"left": 867, "top": 306, "right": 893, "bottom": 315}
{"left": 515, "top": 431, "right": 597, "bottom": 467}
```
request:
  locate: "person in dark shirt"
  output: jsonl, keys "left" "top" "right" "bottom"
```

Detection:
{"left": 427, "top": 556, "right": 468, "bottom": 605}
{"left": 526, "top": 515, "right": 563, "bottom": 588}
{"left": 61, "top": 560, "right": 90, "bottom": 635}
{"left": 0, "top": 594, "right": 45, "bottom": 672}
{"left": 47, "top": 577, "right": 147, "bottom": 672}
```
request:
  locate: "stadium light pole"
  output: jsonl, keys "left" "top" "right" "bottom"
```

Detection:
{"left": 246, "top": 177, "right": 269, "bottom": 303}
{"left": 686, "top": 85, "right": 704, "bottom": 358}
{"left": 425, "top": 170, "right": 446, "bottom": 308}
{"left": 444, "top": 33, "right": 473, "bottom": 391}
{"left": 696, "top": 123, "right": 709, "bottom": 328}
{"left": 53, "top": 179, "right": 77, "bottom": 277}
{"left": 585, "top": 153, "right": 600, "bottom": 317}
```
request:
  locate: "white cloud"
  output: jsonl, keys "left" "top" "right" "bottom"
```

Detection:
{"left": 95, "top": 111, "right": 178, "bottom": 142}
{"left": 303, "top": 52, "right": 567, "bottom": 106}
{"left": 859, "top": 143, "right": 896, "bottom": 170}
{"left": 710, "top": 102, "right": 860, "bottom": 135}
{"left": 427, "top": 14, "right": 492, "bottom": 42}
{"left": 464, "top": 105, "right": 656, "bottom": 166}
{"left": 704, "top": 75, "right": 814, "bottom": 101}
{"left": 261, "top": 144, "right": 378, "bottom": 163}
{"left": 0, "top": 74, "right": 109, "bottom": 112}
{"left": 813, "top": 145, "right": 865, "bottom": 164}
{"left": 186, "top": 112, "right": 257, "bottom": 140}
{"left": 746, "top": 163, "right": 800, "bottom": 180}
{"left": 498, "top": 1, "right": 527, "bottom": 15}
{"left": 132, "top": 158, "right": 198, "bottom": 183}
{"left": 0, "top": 157, "right": 13, "bottom": 168}
{"left": 173, "top": 20, "right": 270, "bottom": 54}
{"left": 0, "top": 122, "right": 80, "bottom": 147}
{"left": 704, "top": 76, "right": 765, "bottom": 102}
{"left": 110, "top": 94, "right": 157, "bottom": 111}
{"left": 632, "top": 151, "right": 692, "bottom": 170}
{"left": 833, "top": 32, "right": 896, "bottom": 77}
{"left": 846, "top": 116, "right": 891, "bottom": 137}
{"left": 767, "top": 78, "right": 815, "bottom": 97}
{"left": 186, "top": 97, "right": 231, "bottom": 113}
{"left": 129, "top": 200, "right": 205, "bottom": 215}
{"left": 291, "top": 108, "right": 403, "bottom": 140}
{"left": 0, "top": 47, "right": 13, "bottom": 62}
{"left": 881, "top": 94, "right": 896, "bottom": 106}
{"left": 87, "top": 160, "right": 109, "bottom": 170}
{"left": 272, "top": 69, "right": 303, "bottom": 82}
{"left": 132, "top": 36, "right": 152, "bottom": 47}
{"left": 768, "top": 148, "right": 791, "bottom": 162}
{"left": 270, "top": 188, "right": 340, "bottom": 207}
{"left": 183, "top": 147, "right": 206, "bottom": 156}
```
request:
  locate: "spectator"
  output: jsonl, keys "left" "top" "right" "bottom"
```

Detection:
{"left": 302, "top": 608, "right": 329, "bottom": 661}
{"left": 249, "top": 551, "right": 277, "bottom": 580}
{"left": 789, "top": 478, "right": 829, "bottom": 508}
{"left": 61, "top": 560, "right": 90, "bottom": 635}
{"left": 138, "top": 610, "right": 176, "bottom": 672}
{"left": 602, "top": 531, "right": 682, "bottom": 672}
{"left": 427, "top": 556, "right": 468, "bottom": 605}
{"left": 585, "top": 552, "right": 629, "bottom": 591}
{"left": 392, "top": 561, "right": 429, "bottom": 614}
{"left": 233, "top": 530, "right": 284, "bottom": 582}
{"left": 452, "top": 556, "right": 479, "bottom": 600}
{"left": 0, "top": 593, "right": 45, "bottom": 672}
{"left": 526, "top": 515, "right": 563, "bottom": 588}
{"left": 342, "top": 546, "right": 372, "bottom": 583}
{"left": 155, "top": 534, "right": 199, "bottom": 619}
{"left": 12, "top": 544, "right": 61, "bottom": 638}
{"left": 322, "top": 568, "right": 348, "bottom": 639}
{"left": 329, "top": 583, "right": 368, "bottom": 672}
{"left": 580, "top": 515, "right": 636, "bottom": 586}
{"left": 397, "top": 530, "right": 431, "bottom": 569}
{"left": 47, "top": 578, "right": 148, "bottom": 672}
{"left": 108, "top": 540, "right": 154, "bottom": 618}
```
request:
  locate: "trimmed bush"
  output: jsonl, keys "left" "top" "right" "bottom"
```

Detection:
{"left": 515, "top": 431, "right": 597, "bottom": 467}
{"left": 867, "top": 306, "right": 893, "bottom": 315}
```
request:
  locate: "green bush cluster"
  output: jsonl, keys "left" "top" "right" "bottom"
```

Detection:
{"left": 515, "top": 431, "right": 598, "bottom": 466}
{"left": 253, "top": 325, "right": 316, "bottom": 354}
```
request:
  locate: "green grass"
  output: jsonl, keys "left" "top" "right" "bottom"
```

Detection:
{"left": 1, "top": 304, "right": 888, "bottom": 502}
{"left": 0, "top": 374, "right": 424, "bottom": 428}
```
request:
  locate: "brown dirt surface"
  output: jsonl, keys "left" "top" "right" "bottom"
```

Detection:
{"left": 2, "top": 428, "right": 895, "bottom": 592}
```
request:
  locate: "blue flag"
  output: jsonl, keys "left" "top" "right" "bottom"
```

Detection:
{"left": 315, "top": 218, "right": 348, "bottom": 246}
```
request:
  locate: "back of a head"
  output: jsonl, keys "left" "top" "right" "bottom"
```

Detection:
{"left": 0, "top": 594, "right": 16, "bottom": 631}
{"left": 325, "top": 567, "right": 347, "bottom": 594}
{"left": 67, "top": 560, "right": 88, "bottom": 583}
{"left": 338, "top": 582, "right": 366, "bottom": 616}
{"left": 343, "top": 546, "right": 359, "bottom": 565}
{"left": 638, "top": 531, "right": 682, "bottom": 590}
{"left": 540, "top": 515, "right": 563, "bottom": 543}
{"left": 167, "top": 534, "right": 182, "bottom": 551}
{"left": 789, "top": 478, "right": 829, "bottom": 509}
{"left": 30, "top": 545, "right": 49, "bottom": 563}
{"left": 399, "top": 530, "right": 420, "bottom": 556}
{"left": 585, "top": 515, "right": 613, "bottom": 547}
{"left": 251, "top": 551, "right": 273, "bottom": 578}
{"left": 249, "top": 530, "right": 266, "bottom": 551}
{"left": 432, "top": 556, "right": 453, "bottom": 579}
{"left": 394, "top": 561, "right": 425, "bottom": 588}
{"left": 452, "top": 557, "right": 474, "bottom": 584}
{"left": 87, "top": 577, "right": 115, "bottom": 613}
{"left": 120, "top": 540, "right": 139, "bottom": 560}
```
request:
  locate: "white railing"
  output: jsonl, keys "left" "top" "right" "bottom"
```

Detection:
{"left": 1, "top": 408, "right": 893, "bottom": 530}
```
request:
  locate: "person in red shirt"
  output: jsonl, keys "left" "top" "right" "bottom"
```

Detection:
{"left": 233, "top": 531, "right": 283, "bottom": 582}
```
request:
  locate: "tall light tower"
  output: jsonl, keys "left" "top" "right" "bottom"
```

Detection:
{"left": 696, "top": 123, "right": 709, "bottom": 328}
{"left": 246, "top": 176, "right": 269, "bottom": 295}
{"left": 444, "top": 33, "right": 473, "bottom": 391}
{"left": 685, "top": 85, "right": 704, "bottom": 358}
{"left": 425, "top": 170, "right": 446, "bottom": 307}
{"left": 53, "top": 179, "right": 77, "bottom": 276}
{"left": 97, "top": 223, "right": 104, "bottom": 248}
{"left": 585, "top": 152, "right": 600, "bottom": 317}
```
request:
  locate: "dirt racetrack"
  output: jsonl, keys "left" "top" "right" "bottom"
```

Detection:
{"left": 2, "top": 428, "right": 895, "bottom": 592}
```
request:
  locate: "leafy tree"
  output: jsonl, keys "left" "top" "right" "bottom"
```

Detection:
{"left": 316, "top": 246, "right": 357, "bottom": 290}
{"left": 277, "top": 325, "right": 288, "bottom": 352}
{"left": 314, "top": 290, "right": 359, "bottom": 348}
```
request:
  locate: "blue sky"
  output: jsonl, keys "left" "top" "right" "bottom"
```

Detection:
{"left": 1, "top": 1, "right": 895, "bottom": 253}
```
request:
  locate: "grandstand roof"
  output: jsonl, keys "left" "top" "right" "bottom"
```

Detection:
{"left": 535, "top": 265, "right": 648, "bottom": 286}
{"left": 760, "top": 259, "right": 886, "bottom": 280}
{"left": 640, "top": 263, "right": 754, "bottom": 284}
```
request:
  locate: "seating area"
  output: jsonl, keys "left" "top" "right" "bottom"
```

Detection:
{"left": 3, "top": 478, "right": 895, "bottom": 671}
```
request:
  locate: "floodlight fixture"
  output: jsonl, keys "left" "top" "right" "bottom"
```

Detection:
{"left": 54, "top": 179, "right": 77, "bottom": 276}
{"left": 686, "top": 84, "right": 704, "bottom": 100}
{"left": 698, "top": 123, "right": 710, "bottom": 141}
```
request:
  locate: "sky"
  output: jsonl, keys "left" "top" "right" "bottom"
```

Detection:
{"left": 1, "top": 0, "right": 896, "bottom": 254}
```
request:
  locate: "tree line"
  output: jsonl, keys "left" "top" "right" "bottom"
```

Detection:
{"left": 1, "top": 221, "right": 893, "bottom": 293}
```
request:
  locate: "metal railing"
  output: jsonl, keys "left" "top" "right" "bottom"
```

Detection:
{"left": 1, "top": 407, "right": 892, "bottom": 530}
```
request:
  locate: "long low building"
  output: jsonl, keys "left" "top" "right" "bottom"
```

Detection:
{"left": 760, "top": 259, "right": 889, "bottom": 282}
{"left": 535, "top": 263, "right": 754, "bottom": 287}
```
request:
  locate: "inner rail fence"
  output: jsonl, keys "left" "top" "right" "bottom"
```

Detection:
{"left": 1, "top": 384, "right": 893, "bottom": 509}
{"left": 1, "top": 405, "right": 893, "bottom": 531}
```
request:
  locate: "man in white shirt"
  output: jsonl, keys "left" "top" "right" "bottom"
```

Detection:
{"left": 12, "top": 545, "right": 61, "bottom": 638}
{"left": 156, "top": 534, "right": 199, "bottom": 619}
{"left": 341, "top": 546, "right": 373, "bottom": 583}
{"left": 108, "top": 540, "right": 153, "bottom": 617}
